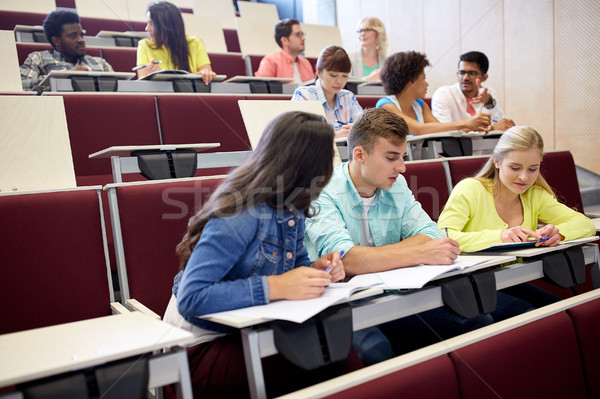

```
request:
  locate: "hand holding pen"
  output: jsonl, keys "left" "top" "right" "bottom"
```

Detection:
{"left": 132, "top": 59, "right": 162, "bottom": 76}
{"left": 320, "top": 250, "right": 345, "bottom": 282}
{"left": 534, "top": 224, "right": 561, "bottom": 247}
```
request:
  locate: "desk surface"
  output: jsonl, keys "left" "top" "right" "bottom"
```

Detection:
{"left": 39, "top": 70, "right": 136, "bottom": 87}
{"left": 205, "top": 255, "right": 514, "bottom": 329}
{"left": 472, "top": 236, "right": 599, "bottom": 257}
{"left": 593, "top": 218, "right": 600, "bottom": 232}
{"left": 224, "top": 76, "right": 293, "bottom": 84}
{"left": 89, "top": 143, "right": 220, "bottom": 158}
{"left": 0, "top": 312, "right": 195, "bottom": 387}
{"left": 407, "top": 131, "right": 503, "bottom": 141}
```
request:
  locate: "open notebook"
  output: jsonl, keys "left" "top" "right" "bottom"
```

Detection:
{"left": 201, "top": 284, "right": 381, "bottom": 324}
{"left": 346, "top": 256, "right": 494, "bottom": 290}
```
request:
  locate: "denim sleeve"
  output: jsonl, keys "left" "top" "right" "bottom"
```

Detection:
{"left": 176, "top": 213, "right": 269, "bottom": 319}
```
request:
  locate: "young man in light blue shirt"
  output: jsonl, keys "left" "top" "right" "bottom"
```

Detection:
{"left": 306, "top": 107, "right": 495, "bottom": 365}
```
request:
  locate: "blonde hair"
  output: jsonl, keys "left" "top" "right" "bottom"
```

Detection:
{"left": 475, "top": 126, "right": 555, "bottom": 196}
{"left": 359, "top": 17, "right": 388, "bottom": 57}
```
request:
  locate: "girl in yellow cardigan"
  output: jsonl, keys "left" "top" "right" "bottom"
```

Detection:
{"left": 438, "top": 126, "right": 594, "bottom": 252}
{"left": 438, "top": 126, "right": 595, "bottom": 307}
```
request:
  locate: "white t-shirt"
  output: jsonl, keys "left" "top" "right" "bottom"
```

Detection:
{"left": 359, "top": 195, "right": 376, "bottom": 247}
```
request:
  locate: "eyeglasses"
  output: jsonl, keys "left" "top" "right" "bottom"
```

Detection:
{"left": 457, "top": 70, "right": 482, "bottom": 78}
{"left": 290, "top": 31, "right": 305, "bottom": 38}
{"left": 356, "top": 28, "right": 375, "bottom": 34}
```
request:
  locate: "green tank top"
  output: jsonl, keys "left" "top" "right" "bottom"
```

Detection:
{"left": 363, "top": 62, "right": 379, "bottom": 77}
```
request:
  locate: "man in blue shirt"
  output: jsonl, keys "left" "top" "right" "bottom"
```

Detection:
{"left": 306, "top": 107, "right": 492, "bottom": 364}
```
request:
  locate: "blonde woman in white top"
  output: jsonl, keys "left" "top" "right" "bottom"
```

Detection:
{"left": 349, "top": 17, "right": 387, "bottom": 81}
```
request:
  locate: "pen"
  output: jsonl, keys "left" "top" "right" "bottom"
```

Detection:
{"left": 538, "top": 237, "right": 549, "bottom": 243}
{"left": 337, "top": 120, "right": 348, "bottom": 126}
{"left": 132, "top": 60, "right": 163, "bottom": 71}
{"left": 324, "top": 250, "right": 344, "bottom": 272}
{"left": 445, "top": 227, "right": 449, "bottom": 238}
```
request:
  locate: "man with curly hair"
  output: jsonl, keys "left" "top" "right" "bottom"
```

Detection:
{"left": 20, "top": 9, "right": 113, "bottom": 90}
{"left": 432, "top": 51, "right": 514, "bottom": 131}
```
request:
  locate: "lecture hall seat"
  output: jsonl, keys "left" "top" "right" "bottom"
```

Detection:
{"left": 107, "top": 177, "right": 225, "bottom": 315}
{"left": 450, "top": 311, "right": 587, "bottom": 399}
{"left": 403, "top": 160, "right": 449, "bottom": 220}
{"left": 0, "top": 188, "right": 113, "bottom": 334}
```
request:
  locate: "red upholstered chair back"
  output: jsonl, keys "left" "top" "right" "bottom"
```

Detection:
{"left": 325, "top": 355, "right": 460, "bottom": 399}
{"left": 422, "top": 97, "right": 432, "bottom": 108}
{"left": 355, "top": 96, "right": 379, "bottom": 110}
{"left": 248, "top": 55, "right": 263, "bottom": 76}
{"left": 99, "top": 47, "right": 137, "bottom": 73}
{"left": 209, "top": 53, "right": 247, "bottom": 79}
{"left": 110, "top": 177, "right": 225, "bottom": 315}
{"left": 540, "top": 150, "right": 584, "bottom": 212}
{"left": 567, "top": 297, "right": 600, "bottom": 398}
{"left": 403, "top": 161, "right": 450, "bottom": 220}
{"left": 0, "top": 11, "right": 46, "bottom": 31}
{"left": 450, "top": 311, "right": 587, "bottom": 399}
{"left": 223, "top": 28, "right": 240, "bottom": 53}
{"left": 0, "top": 188, "right": 112, "bottom": 334}
{"left": 60, "top": 94, "right": 161, "bottom": 179}
{"left": 156, "top": 95, "right": 251, "bottom": 152}
{"left": 447, "top": 156, "right": 489, "bottom": 186}
{"left": 79, "top": 18, "right": 145, "bottom": 36}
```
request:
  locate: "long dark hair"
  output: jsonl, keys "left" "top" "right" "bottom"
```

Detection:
{"left": 176, "top": 111, "right": 335, "bottom": 269}
{"left": 147, "top": 1, "right": 191, "bottom": 72}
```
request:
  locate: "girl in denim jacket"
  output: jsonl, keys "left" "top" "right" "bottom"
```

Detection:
{"left": 164, "top": 111, "right": 362, "bottom": 397}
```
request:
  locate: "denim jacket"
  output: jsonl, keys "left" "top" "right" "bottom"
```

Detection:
{"left": 306, "top": 162, "right": 443, "bottom": 260}
{"left": 174, "top": 202, "right": 312, "bottom": 333}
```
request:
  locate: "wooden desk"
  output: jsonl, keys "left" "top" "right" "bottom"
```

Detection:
{"left": 0, "top": 312, "right": 196, "bottom": 398}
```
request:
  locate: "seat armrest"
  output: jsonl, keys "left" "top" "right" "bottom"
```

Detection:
{"left": 126, "top": 298, "right": 161, "bottom": 320}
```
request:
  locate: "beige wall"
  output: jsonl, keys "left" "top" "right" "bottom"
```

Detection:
{"left": 335, "top": 0, "right": 600, "bottom": 174}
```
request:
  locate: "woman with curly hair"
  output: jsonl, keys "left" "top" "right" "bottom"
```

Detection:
{"left": 349, "top": 17, "right": 387, "bottom": 81}
{"left": 377, "top": 51, "right": 490, "bottom": 135}
{"left": 136, "top": 1, "right": 217, "bottom": 84}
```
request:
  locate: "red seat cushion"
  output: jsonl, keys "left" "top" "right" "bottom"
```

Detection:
{"left": 0, "top": 189, "right": 111, "bottom": 334}
{"left": 451, "top": 312, "right": 587, "bottom": 399}
{"left": 325, "top": 355, "right": 460, "bottom": 399}
{"left": 567, "top": 296, "right": 600, "bottom": 398}
{"left": 404, "top": 161, "right": 449, "bottom": 220}
{"left": 115, "top": 178, "right": 224, "bottom": 315}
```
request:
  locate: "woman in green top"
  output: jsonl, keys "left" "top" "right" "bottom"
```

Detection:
{"left": 349, "top": 17, "right": 387, "bottom": 82}
{"left": 438, "top": 126, "right": 595, "bottom": 306}
{"left": 136, "top": 1, "right": 217, "bottom": 84}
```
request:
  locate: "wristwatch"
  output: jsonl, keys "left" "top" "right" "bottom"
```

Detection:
{"left": 485, "top": 96, "right": 496, "bottom": 109}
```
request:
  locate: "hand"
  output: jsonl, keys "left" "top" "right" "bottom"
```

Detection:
{"left": 418, "top": 238, "right": 461, "bottom": 265}
{"left": 145, "top": 58, "right": 161, "bottom": 74}
{"left": 72, "top": 65, "right": 90, "bottom": 71}
{"left": 470, "top": 79, "right": 490, "bottom": 105}
{"left": 335, "top": 124, "right": 351, "bottom": 139}
{"left": 466, "top": 112, "right": 491, "bottom": 131}
{"left": 535, "top": 224, "right": 561, "bottom": 247}
{"left": 313, "top": 251, "right": 345, "bottom": 282}
{"left": 491, "top": 118, "right": 515, "bottom": 131}
{"left": 501, "top": 226, "right": 538, "bottom": 243}
{"left": 267, "top": 267, "right": 331, "bottom": 300}
{"left": 197, "top": 67, "right": 217, "bottom": 85}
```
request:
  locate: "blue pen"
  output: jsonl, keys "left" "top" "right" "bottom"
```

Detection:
{"left": 324, "top": 250, "right": 344, "bottom": 272}
{"left": 538, "top": 237, "right": 549, "bottom": 243}
{"left": 445, "top": 227, "right": 449, "bottom": 238}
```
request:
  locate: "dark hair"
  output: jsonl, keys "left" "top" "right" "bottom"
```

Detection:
{"left": 316, "top": 45, "right": 351, "bottom": 74}
{"left": 147, "top": 1, "right": 190, "bottom": 72}
{"left": 176, "top": 111, "right": 335, "bottom": 269}
{"left": 459, "top": 51, "right": 489, "bottom": 74}
{"left": 43, "top": 9, "right": 80, "bottom": 48}
{"left": 380, "top": 51, "right": 430, "bottom": 95}
{"left": 348, "top": 108, "right": 409, "bottom": 158}
{"left": 274, "top": 18, "right": 300, "bottom": 48}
